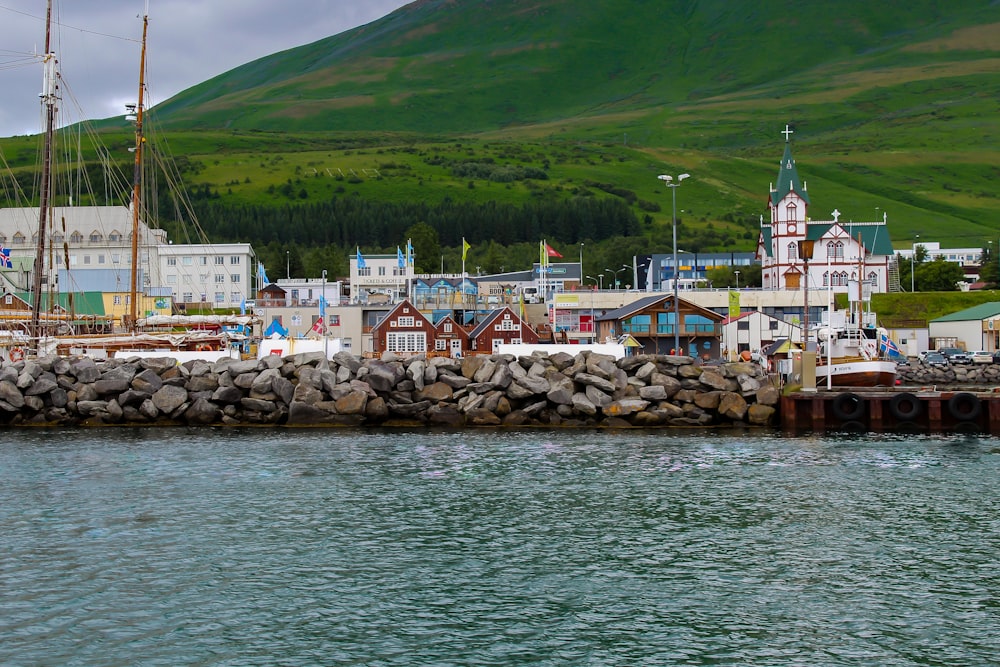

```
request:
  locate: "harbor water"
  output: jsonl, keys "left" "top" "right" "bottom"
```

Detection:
{"left": 2, "top": 428, "right": 998, "bottom": 666}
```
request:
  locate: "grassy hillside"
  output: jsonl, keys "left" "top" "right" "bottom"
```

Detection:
{"left": 1, "top": 0, "right": 998, "bottom": 258}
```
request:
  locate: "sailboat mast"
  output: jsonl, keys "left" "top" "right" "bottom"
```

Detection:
{"left": 128, "top": 13, "right": 149, "bottom": 331}
{"left": 30, "top": 0, "right": 57, "bottom": 344}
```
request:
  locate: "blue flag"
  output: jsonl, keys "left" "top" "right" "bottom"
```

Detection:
{"left": 397, "top": 246, "right": 405, "bottom": 269}
{"left": 406, "top": 239, "right": 414, "bottom": 265}
{"left": 240, "top": 298, "right": 246, "bottom": 315}
{"left": 319, "top": 295, "right": 326, "bottom": 317}
{"left": 0, "top": 245, "right": 11, "bottom": 269}
{"left": 257, "top": 263, "right": 270, "bottom": 285}
{"left": 356, "top": 247, "right": 366, "bottom": 269}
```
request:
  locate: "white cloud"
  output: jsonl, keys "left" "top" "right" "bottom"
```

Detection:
{"left": 0, "top": 0, "right": 411, "bottom": 136}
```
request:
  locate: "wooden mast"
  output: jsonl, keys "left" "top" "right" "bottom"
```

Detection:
{"left": 128, "top": 13, "right": 149, "bottom": 331}
{"left": 29, "top": 0, "right": 57, "bottom": 346}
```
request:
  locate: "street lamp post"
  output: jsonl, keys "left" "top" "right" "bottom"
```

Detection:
{"left": 659, "top": 173, "right": 690, "bottom": 354}
{"left": 911, "top": 235, "right": 920, "bottom": 292}
{"left": 286, "top": 251, "right": 290, "bottom": 280}
{"left": 734, "top": 270, "right": 741, "bottom": 290}
{"left": 605, "top": 265, "right": 628, "bottom": 289}
{"left": 585, "top": 275, "right": 599, "bottom": 342}
{"left": 321, "top": 269, "right": 328, "bottom": 359}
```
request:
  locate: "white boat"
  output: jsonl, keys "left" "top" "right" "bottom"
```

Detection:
{"left": 814, "top": 310, "right": 898, "bottom": 388}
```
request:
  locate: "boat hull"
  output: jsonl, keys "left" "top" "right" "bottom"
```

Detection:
{"left": 815, "top": 360, "right": 897, "bottom": 387}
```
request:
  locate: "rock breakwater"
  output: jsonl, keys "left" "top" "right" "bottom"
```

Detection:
{"left": 0, "top": 351, "right": 779, "bottom": 428}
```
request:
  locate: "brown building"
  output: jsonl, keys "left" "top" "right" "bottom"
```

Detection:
{"left": 370, "top": 299, "right": 436, "bottom": 356}
{"left": 468, "top": 306, "right": 539, "bottom": 354}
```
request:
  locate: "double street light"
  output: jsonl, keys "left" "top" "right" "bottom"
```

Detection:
{"left": 659, "top": 173, "right": 690, "bottom": 354}
{"left": 605, "top": 264, "right": 628, "bottom": 289}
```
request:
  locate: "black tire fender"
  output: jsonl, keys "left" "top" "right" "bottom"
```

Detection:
{"left": 832, "top": 392, "right": 865, "bottom": 422}
{"left": 889, "top": 392, "right": 922, "bottom": 421}
{"left": 947, "top": 392, "right": 981, "bottom": 422}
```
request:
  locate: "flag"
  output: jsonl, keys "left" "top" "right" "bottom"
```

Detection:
{"left": 311, "top": 317, "right": 325, "bottom": 334}
{"left": 544, "top": 243, "right": 563, "bottom": 258}
{"left": 319, "top": 295, "right": 326, "bottom": 318}
{"left": 257, "top": 263, "right": 270, "bottom": 285}
{"left": 240, "top": 298, "right": 246, "bottom": 315}
{"left": 397, "top": 246, "right": 405, "bottom": 269}
{"left": 356, "top": 247, "right": 366, "bottom": 269}
{"left": 879, "top": 332, "right": 903, "bottom": 359}
{"left": 462, "top": 238, "right": 471, "bottom": 262}
{"left": 406, "top": 239, "right": 414, "bottom": 266}
{"left": 0, "top": 245, "right": 11, "bottom": 269}
{"left": 728, "top": 289, "right": 740, "bottom": 318}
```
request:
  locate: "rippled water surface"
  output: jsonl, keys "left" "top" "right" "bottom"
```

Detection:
{"left": 2, "top": 428, "right": 999, "bottom": 666}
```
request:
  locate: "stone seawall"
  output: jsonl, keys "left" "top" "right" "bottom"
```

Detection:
{"left": 896, "top": 362, "right": 1000, "bottom": 387}
{"left": 0, "top": 351, "right": 780, "bottom": 428}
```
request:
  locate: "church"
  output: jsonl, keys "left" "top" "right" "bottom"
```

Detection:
{"left": 756, "top": 127, "right": 894, "bottom": 294}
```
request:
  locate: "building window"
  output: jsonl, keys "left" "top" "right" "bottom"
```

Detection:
{"left": 183, "top": 292, "right": 193, "bottom": 302}
{"left": 398, "top": 316, "right": 415, "bottom": 327}
{"left": 231, "top": 292, "right": 241, "bottom": 303}
{"left": 358, "top": 267, "right": 371, "bottom": 277}
{"left": 215, "top": 274, "right": 225, "bottom": 284}
{"left": 435, "top": 339, "right": 447, "bottom": 351}
{"left": 386, "top": 332, "right": 427, "bottom": 352}
{"left": 444, "top": 322, "right": 452, "bottom": 333}
{"left": 90, "top": 232, "right": 102, "bottom": 243}
{"left": 788, "top": 242, "right": 798, "bottom": 260}
{"left": 215, "top": 292, "right": 225, "bottom": 304}
{"left": 230, "top": 256, "right": 240, "bottom": 265}
{"left": 167, "top": 275, "right": 177, "bottom": 285}
{"left": 84, "top": 255, "right": 91, "bottom": 265}
{"left": 182, "top": 257, "right": 193, "bottom": 266}
{"left": 215, "top": 256, "right": 225, "bottom": 265}
{"left": 200, "top": 257, "right": 208, "bottom": 266}
{"left": 113, "top": 295, "right": 122, "bottom": 305}
{"left": 231, "top": 274, "right": 240, "bottom": 283}
{"left": 167, "top": 257, "right": 177, "bottom": 266}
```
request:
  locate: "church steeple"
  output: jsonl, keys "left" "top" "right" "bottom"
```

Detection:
{"left": 771, "top": 124, "right": 810, "bottom": 205}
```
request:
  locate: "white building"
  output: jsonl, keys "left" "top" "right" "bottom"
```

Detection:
{"left": 0, "top": 205, "right": 166, "bottom": 294}
{"left": 350, "top": 251, "right": 415, "bottom": 304}
{"left": 756, "top": 127, "right": 894, "bottom": 293}
{"left": 155, "top": 243, "right": 256, "bottom": 310}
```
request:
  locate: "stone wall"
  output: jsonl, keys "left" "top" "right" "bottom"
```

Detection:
{"left": 0, "top": 351, "right": 780, "bottom": 428}
{"left": 896, "top": 362, "right": 1000, "bottom": 387}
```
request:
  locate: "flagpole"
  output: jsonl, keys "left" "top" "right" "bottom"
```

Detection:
{"left": 461, "top": 237, "right": 467, "bottom": 326}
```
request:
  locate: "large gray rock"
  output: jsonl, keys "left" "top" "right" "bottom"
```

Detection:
{"left": 335, "top": 391, "right": 368, "bottom": 415}
{"left": 718, "top": 392, "right": 748, "bottom": 421}
{"left": 0, "top": 380, "right": 25, "bottom": 409}
{"left": 574, "top": 372, "right": 615, "bottom": 393}
{"left": 416, "top": 382, "right": 454, "bottom": 403}
{"left": 70, "top": 357, "right": 101, "bottom": 383}
{"left": 132, "top": 368, "right": 164, "bottom": 394}
{"left": 152, "top": 384, "right": 188, "bottom": 414}
{"left": 604, "top": 398, "right": 650, "bottom": 417}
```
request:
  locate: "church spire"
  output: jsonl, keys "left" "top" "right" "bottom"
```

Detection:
{"left": 771, "top": 124, "right": 810, "bottom": 205}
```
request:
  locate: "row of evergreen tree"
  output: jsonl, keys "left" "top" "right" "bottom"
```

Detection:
{"left": 179, "top": 195, "right": 640, "bottom": 250}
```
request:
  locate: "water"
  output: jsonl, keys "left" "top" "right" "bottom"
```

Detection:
{"left": 2, "top": 428, "right": 998, "bottom": 666}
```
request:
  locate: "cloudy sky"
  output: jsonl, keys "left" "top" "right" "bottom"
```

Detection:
{"left": 0, "top": 0, "right": 412, "bottom": 137}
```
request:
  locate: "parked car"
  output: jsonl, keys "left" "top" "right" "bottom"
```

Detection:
{"left": 938, "top": 347, "right": 971, "bottom": 364}
{"left": 993, "top": 350, "right": 1000, "bottom": 364}
{"left": 970, "top": 350, "right": 993, "bottom": 364}
{"left": 923, "top": 352, "right": 949, "bottom": 368}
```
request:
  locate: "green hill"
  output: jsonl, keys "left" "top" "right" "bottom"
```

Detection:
{"left": 2, "top": 0, "right": 999, "bottom": 275}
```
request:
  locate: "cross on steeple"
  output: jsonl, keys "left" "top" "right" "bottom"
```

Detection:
{"left": 782, "top": 124, "right": 794, "bottom": 142}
